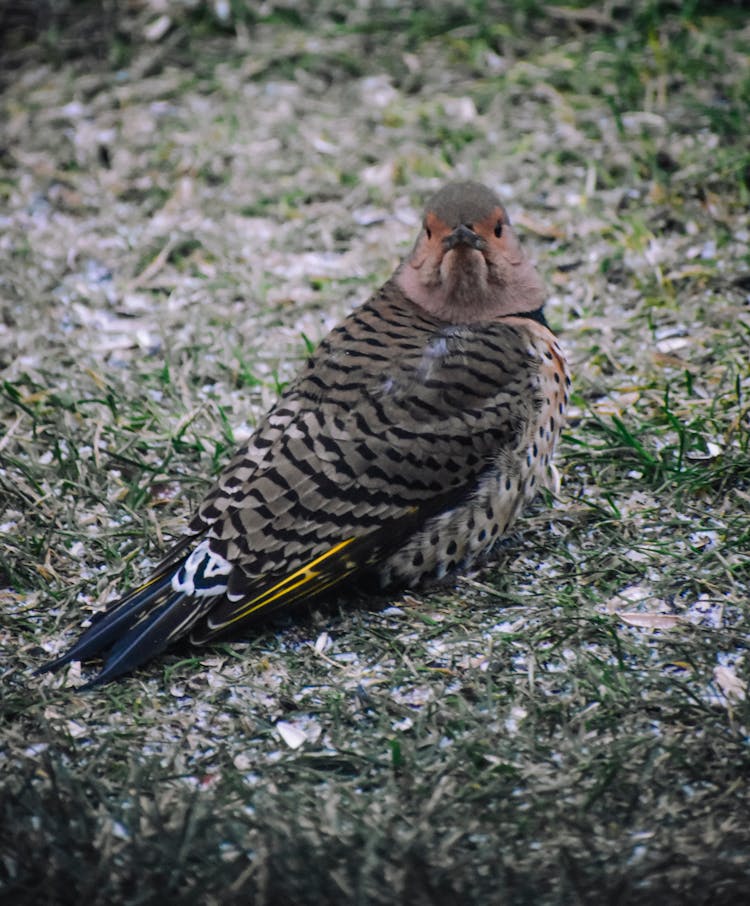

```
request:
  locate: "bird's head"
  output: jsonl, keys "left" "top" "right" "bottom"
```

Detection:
{"left": 395, "top": 181, "right": 546, "bottom": 323}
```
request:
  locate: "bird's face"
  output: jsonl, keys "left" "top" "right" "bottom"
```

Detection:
{"left": 421, "top": 203, "right": 524, "bottom": 292}
{"left": 396, "top": 181, "right": 546, "bottom": 324}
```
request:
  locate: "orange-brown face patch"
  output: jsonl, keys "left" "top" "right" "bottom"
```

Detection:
{"left": 422, "top": 210, "right": 451, "bottom": 241}
{"left": 462, "top": 207, "right": 507, "bottom": 241}
{"left": 425, "top": 206, "right": 507, "bottom": 240}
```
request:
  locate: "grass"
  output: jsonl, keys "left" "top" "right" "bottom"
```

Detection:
{"left": 1, "top": 2, "right": 749, "bottom": 904}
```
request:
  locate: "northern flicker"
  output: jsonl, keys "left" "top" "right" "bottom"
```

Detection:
{"left": 38, "top": 180, "right": 570, "bottom": 687}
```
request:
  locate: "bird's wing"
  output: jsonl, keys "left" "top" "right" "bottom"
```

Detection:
{"left": 186, "top": 296, "right": 545, "bottom": 637}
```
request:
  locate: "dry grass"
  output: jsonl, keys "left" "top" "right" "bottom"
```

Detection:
{"left": 1, "top": 2, "right": 749, "bottom": 904}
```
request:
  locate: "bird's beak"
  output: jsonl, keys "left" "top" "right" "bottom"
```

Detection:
{"left": 442, "top": 224, "right": 486, "bottom": 251}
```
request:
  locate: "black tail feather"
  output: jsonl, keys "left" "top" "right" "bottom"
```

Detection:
{"left": 81, "top": 590, "right": 210, "bottom": 688}
{"left": 35, "top": 568, "right": 177, "bottom": 679}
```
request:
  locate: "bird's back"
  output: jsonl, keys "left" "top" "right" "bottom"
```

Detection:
{"left": 186, "top": 285, "right": 569, "bottom": 639}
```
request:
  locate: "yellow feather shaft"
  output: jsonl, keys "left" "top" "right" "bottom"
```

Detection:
{"left": 219, "top": 537, "right": 357, "bottom": 627}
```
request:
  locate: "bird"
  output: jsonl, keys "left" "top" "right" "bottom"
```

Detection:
{"left": 37, "top": 180, "right": 570, "bottom": 687}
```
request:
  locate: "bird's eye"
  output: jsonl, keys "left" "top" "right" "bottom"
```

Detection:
{"left": 424, "top": 224, "right": 432, "bottom": 239}
{"left": 494, "top": 221, "right": 503, "bottom": 238}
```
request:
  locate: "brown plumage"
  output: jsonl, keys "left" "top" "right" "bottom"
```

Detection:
{"left": 37, "top": 180, "right": 570, "bottom": 687}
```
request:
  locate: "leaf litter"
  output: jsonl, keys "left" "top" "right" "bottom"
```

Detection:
{"left": 1, "top": 2, "right": 749, "bottom": 904}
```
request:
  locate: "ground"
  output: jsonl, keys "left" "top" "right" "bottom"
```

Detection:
{"left": 0, "top": 1, "right": 749, "bottom": 904}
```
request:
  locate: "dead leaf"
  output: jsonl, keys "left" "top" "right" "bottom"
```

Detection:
{"left": 592, "top": 391, "right": 640, "bottom": 416}
{"left": 513, "top": 212, "right": 565, "bottom": 240}
{"left": 276, "top": 721, "right": 307, "bottom": 749}
{"left": 619, "top": 612, "right": 683, "bottom": 629}
{"left": 714, "top": 666, "right": 747, "bottom": 702}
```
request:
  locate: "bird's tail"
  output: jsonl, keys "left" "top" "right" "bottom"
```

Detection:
{"left": 35, "top": 560, "right": 209, "bottom": 688}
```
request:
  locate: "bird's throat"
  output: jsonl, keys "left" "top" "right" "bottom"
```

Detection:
{"left": 397, "top": 256, "right": 503, "bottom": 324}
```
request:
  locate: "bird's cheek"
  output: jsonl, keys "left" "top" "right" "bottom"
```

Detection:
{"left": 501, "top": 234, "right": 524, "bottom": 265}
{"left": 489, "top": 248, "right": 521, "bottom": 272}
{"left": 415, "top": 253, "right": 445, "bottom": 286}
